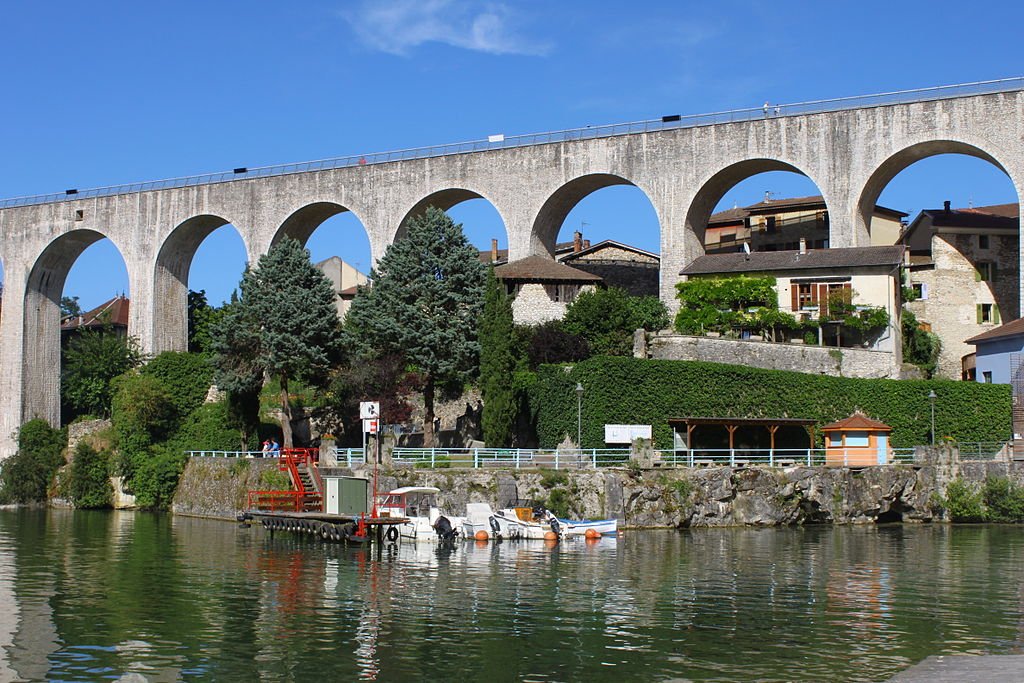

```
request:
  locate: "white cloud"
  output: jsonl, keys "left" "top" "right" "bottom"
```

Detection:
{"left": 341, "top": 0, "right": 549, "bottom": 56}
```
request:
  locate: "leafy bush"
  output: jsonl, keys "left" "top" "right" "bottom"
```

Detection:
{"left": 902, "top": 309, "right": 942, "bottom": 378}
{"left": 62, "top": 328, "right": 143, "bottom": 418}
{"left": 940, "top": 478, "right": 986, "bottom": 522}
{"left": 68, "top": 442, "right": 112, "bottom": 509}
{"left": 521, "top": 321, "right": 590, "bottom": 369}
{"left": 141, "top": 352, "right": 213, "bottom": 419}
{"left": 0, "top": 420, "right": 67, "bottom": 504}
{"left": 530, "top": 356, "right": 1010, "bottom": 449}
{"left": 167, "top": 402, "right": 245, "bottom": 453}
{"left": 259, "top": 468, "right": 291, "bottom": 490}
{"left": 563, "top": 288, "right": 669, "bottom": 356}
{"left": 982, "top": 477, "right": 1024, "bottom": 522}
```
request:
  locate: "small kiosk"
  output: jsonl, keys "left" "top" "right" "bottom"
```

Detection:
{"left": 821, "top": 412, "right": 892, "bottom": 466}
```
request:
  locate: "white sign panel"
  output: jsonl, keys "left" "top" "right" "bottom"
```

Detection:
{"left": 363, "top": 419, "right": 378, "bottom": 435}
{"left": 359, "top": 401, "right": 380, "bottom": 420}
{"left": 604, "top": 424, "right": 652, "bottom": 444}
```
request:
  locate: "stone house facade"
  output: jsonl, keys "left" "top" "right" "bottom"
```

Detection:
{"left": 681, "top": 245, "right": 905, "bottom": 357}
{"left": 494, "top": 255, "right": 602, "bottom": 325}
{"left": 314, "top": 256, "right": 369, "bottom": 320}
{"left": 705, "top": 195, "right": 907, "bottom": 255}
{"left": 902, "top": 202, "right": 1019, "bottom": 379}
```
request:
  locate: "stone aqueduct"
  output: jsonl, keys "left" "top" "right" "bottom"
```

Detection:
{"left": 1, "top": 84, "right": 1024, "bottom": 457}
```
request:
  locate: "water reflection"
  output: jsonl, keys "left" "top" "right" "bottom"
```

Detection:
{"left": 1, "top": 512, "right": 1024, "bottom": 681}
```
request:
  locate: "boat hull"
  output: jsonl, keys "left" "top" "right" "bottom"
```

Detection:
{"left": 560, "top": 518, "right": 618, "bottom": 536}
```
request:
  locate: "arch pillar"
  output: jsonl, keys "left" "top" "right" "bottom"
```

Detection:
{"left": 0, "top": 259, "right": 27, "bottom": 457}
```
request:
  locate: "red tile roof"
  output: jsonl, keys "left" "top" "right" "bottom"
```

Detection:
{"left": 60, "top": 295, "right": 129, "bottom": 331}
{"left": 821, "top": 411, "right": 891, "bottom": 432}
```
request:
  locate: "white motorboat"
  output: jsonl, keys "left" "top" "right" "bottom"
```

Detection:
{"left": 491, "top": 505, "right": 564, "bottom": 540}
{"left": 377, "top": 486, "right": 465, "bottom": 542}
{"left": 463, "top": 502, "right": 499, "bottom": 539}
{"left": 559, "top": 517, "right": 618, "bottom": 537}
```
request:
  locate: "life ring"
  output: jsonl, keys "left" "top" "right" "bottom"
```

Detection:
{"left": 385, "top": 526, "right": 399, "bottom": 543}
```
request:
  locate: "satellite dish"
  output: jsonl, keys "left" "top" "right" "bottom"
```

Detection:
{"left": 742, "top": 242, "right": 751, "bottom": 255}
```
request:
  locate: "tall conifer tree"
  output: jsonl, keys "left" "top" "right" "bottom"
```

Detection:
{"left": 210, "top": 239, "right": 339, "bottom": 447}
{"left": 479, "top": 267, "right": 516, "bottom": 446}
{"left": 347, "top": 206, "right": 486, "bottom": 447}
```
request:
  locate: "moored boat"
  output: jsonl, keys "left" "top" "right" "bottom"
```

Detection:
{"left": 377, "top": 486, "right": 465, "bottom": 542}
{"left": 560, "top": 517, "right": 618, "bottom": 537}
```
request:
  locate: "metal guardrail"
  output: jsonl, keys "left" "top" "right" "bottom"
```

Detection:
{"left": 5, "top": 77, "right": 1023, "bottom": 210}
{"left": 188, "top": 442, "right": 1009, "bottom": 468}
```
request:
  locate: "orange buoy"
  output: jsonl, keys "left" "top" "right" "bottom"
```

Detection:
{"left": 584, "top": 528, "right": 601, "bottom": 539}
{"left": 475, "top": 529, "right": 489, "bottom": 541}
{"left": 544, "top": 531, "right": 558, "bottom": 541}
{"left": 475, "top": 540, "right": 489, "bottom": 548}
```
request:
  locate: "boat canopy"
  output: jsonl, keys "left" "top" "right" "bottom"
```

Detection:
{"left": 385, "top": 486, "right": 441, "bottom": 496}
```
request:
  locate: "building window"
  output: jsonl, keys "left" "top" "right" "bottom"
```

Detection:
{"left": 765, "top": 216, "right": 777, "bottom": 234}
{"left": 547, "top": 284, "right": 580, "bottom": 303}
{"left": 983, "top": 371, "right": 993, "bottom": 383}
{"left": 845, "top": 431, "right": 870, "bottom": 447}
{"left": 911, "top": 283, "right": 928, "bottom": 300}
{"left": 976, "top": 262, "right": 996, "bottom": 282}
{"left": 978, "top": 303, "right": 995, "bottom": 324}
{"left": 979, "top": 235, "right": 990, "bottom": 249}
{"left": 797, "top": 283, "right": 815, "bottom": 310}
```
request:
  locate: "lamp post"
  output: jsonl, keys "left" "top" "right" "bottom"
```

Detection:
{"left": 575, "top": 382, "right": 584, "bottom": 448}
{"left": 928, "top": 389, "right": 937, "bottom": 445}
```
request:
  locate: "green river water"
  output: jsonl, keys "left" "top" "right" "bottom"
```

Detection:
{"left": 0, "top": 509, "right": 1022, "bottom": 682}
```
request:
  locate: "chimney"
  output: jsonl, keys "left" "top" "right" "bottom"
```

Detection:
{"left": 573, "top": 230, "right": 583, "bottom": 253}
{"left": 491, "top": 238, "right": 498, "bottom": 263}
{"left": 799, "top": 237, "right": 807, "bottom": 255}
{"left": 943, "top": 200, "right": 951, "bottom": 214}
{"left": 584, "top": 239, "right": 591, "bottom": 249}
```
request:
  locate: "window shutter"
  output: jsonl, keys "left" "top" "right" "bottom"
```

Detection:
{"left": 921, "top": 283, "right": 928, "bottom": 300}
{"left": 791, "top": 285, "right": 799, "bottom": 312}
{"left": 975, "top": 267, "right": 982, "bottom": 282}
{"left": 995, "top": 306, "right": 1002, "bottom": 325}
{"left": 818, "top": 284, "right": 829, "bottom": 316}
{"left": 977, "top": 304, "right": 983, "bottom": 324}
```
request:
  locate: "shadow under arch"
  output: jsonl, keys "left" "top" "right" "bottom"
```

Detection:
{"left": 272, "top": 201, "right": 370, "bottom": 248}
{"left": 153, "top": 214, "right": 238, "bottom": 353}
{"left": 684, "top": 159, "right": 818, "bottom": 260}
{"left": 857, "top": 139, "right": 1015, "bottom": 236}
{"left": 530, "top": 174, "right": 637, "bottom": 256}
{"left": 23, "top": 229, "right": 129, "bottom": 424}
{"left": 396, "top": 188, "right": 510, "bottom": 244}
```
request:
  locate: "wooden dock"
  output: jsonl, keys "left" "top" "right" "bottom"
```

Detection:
{"left": 241, "top": 510, "right": 407, "bottom": 545}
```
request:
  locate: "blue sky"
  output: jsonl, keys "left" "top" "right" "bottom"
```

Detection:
{"left": 1, "top": 1, "right": 1021, "bottom": 309}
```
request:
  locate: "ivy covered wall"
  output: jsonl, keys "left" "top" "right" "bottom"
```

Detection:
{"left": 531, "top": 357, "right": 1010, "bottom": 449}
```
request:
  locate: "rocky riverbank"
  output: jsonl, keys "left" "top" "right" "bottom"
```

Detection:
{"left": 172, "top": 450, "right": 1024, "bottom": 527}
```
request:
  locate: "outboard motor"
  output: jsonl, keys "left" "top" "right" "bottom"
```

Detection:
{"left": 548, "top": 515, "right": 562, "bottom": 538}
{"left": 489, "top": 515, "right": 501, "bottom": 539}
{"left": 433, "top": 515, "right": 458, "bottom": 542}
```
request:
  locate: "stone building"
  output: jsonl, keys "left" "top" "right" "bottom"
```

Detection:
{"left": 902, "top": 202, "right": 1019, "bottom": 379}
{"left": 681, "top": 245, "right": 905, "bottom": 355}
{"left": 482, "top": 230, "right": 659, "bottom": 297}
{"left": 314, "top": 256, "right": 369, "bottom": 320}
{"left": 493, "top": 255, "right": 602, "bottom": 325}
{"left": 705, "top": 195, "right": 907, "bottom": 254}
{"left": 60, "top": 294, "right": 130, "bottom": 344}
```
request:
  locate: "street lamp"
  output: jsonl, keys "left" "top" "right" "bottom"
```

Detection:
{"left": 928, "top": 389, "right": 937, "bottom": 445}
{"left": 575, "top": 382, "right": 585, "bottom": 447}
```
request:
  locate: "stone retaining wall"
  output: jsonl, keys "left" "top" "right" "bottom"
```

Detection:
{"left": 172, "top": 450, "right": 1024, "bottom": 527}
{"left": 645, "top": 332, "right": 899, "bottom": 379}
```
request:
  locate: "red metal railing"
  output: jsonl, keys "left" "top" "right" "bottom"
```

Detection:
{"left": 246, "top": 447, "right": 323, "bottom": 512}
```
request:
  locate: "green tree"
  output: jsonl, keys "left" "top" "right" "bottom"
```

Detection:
{"left": 0, "top": 420, "right": 66, "bottom": 504}
{"left": 480, "top": 268, "right": 516, "bottom": 446}
{"left": 62, "top": 327, "right": 144, "bottom": 418}
{"left": 563, "top": 287, "right": 669, "bottom": 356}
{"left": 188, "top": 289, "right": 226, "bottom": 354}
{"left": 902, "top": 309, "right": 942, "bottom": 378}
{"left": 68, "top": 442, "right": 113, "bottom": 509}
{"left": 210, "top": 239, "right": 340, "bottom": 447}
{"left": 347, "top": 206, "right": 487, "bottom": 446}
{"left": 60, "top": 296, "right": 82, "bottom": 318}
